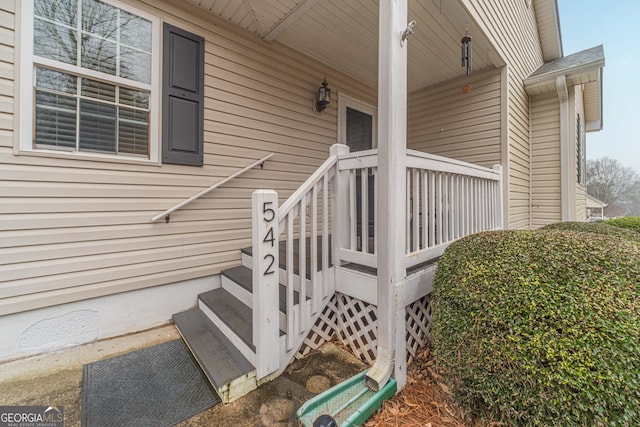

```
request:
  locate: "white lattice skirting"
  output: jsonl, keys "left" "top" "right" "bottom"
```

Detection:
{"left": 296, "top": 292, "right": 432, "bottom": 365}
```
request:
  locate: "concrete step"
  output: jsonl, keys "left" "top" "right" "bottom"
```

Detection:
{"left": 172, "top": 308, "right": 256, "bottom": 404}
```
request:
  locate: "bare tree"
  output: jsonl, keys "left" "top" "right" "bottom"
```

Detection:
{"left": 587, "top": 157, "right": 640, "bottom": 215}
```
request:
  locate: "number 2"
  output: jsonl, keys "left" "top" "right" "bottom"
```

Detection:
{"left": 264, "top": 254, "right": 275, "bottom": 275}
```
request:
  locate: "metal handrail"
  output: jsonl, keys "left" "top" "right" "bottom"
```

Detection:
{"left": 151, "top": 153, "right": 274, "bottom": 223}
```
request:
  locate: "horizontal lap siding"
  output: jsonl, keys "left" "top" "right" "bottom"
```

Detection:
{"left": 531, "top": 92, "right": 561, "bottom": 228}
{"left": 407, "top": 68, "right": 502, "bottom": 168}
{"left": 0, "top": 0, "right": 375, "bottom": 315}
{"left": 465, "top": 0, "right": 545, "bottom": 229}
{"left": 0, "top": 2, "right": 13, "bottom": 146}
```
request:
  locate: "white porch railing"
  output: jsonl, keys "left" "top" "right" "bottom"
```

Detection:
{"left": 251, "top": 144, "right": 503, "bottom": 379}
{"left": 251, "top": 145, "right": 345, "bottom": 379}
{"left": 335, "top": 149, "right": 379, "bottom": 269}
{"left": 334, "top": 148, "right": 503, "bottom": 270}
{"left": 404, "top": 149, "right": 503, "bottom": 268}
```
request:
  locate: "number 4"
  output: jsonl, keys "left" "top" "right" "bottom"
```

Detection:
{"left": 263, "top": 227, "right": 275, "bottom": 246}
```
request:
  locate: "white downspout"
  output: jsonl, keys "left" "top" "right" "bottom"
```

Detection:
{"left": 556, "top": 75, "right": 570, "bottom": 221}
{"left": 366, "top": 0, "right": 408, "bottom": 392}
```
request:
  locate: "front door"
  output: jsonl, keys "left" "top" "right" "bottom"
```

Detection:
{"left": 339, "top": 94, "right": 376, "bottom": 152}
{"left": 339, "top": 94, "right": 377, "bottom": 249}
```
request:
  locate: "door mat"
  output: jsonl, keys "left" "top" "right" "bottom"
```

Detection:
{"left": 82, "top": 339, "right": 220, "bottom": 427}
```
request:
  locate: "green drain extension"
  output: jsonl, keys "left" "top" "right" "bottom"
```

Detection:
{"left": 330, "top": 387, "right": 370, "bottom": 418}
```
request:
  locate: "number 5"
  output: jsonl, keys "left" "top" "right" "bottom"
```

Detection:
{"left": 263, "top": 201, "right": 275, "bottom": 222}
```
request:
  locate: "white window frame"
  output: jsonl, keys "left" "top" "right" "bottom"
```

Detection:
{"left": 17, "top": 0, "right": 161, "bottom": 164}
{"left": 337, "top": 92, "right": 377, "bottom": 149}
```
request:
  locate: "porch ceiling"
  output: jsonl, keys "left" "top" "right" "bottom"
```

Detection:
{"left": 189, "top": 0, "right": 502, "bottom": 92}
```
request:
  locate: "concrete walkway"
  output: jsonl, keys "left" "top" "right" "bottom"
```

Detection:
{"left": 0, "top": 325, "right": 367, "bottom": 426}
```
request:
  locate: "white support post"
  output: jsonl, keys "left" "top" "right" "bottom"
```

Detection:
{"left": 556, "top": 76, "right": 571, "bottom": 222}
{"left": 252, "top": 190, "right": 280, "bottom": 379}
{"left": 330, "top": 144, "right": 350, "bottom": 266}
{"left": 366, "top": 0, "right": 408, "bottom": 392}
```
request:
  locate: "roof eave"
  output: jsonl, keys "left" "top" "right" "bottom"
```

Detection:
{"left": 525, "top": 62, "right": 604, "bottom": 133}
{"left": 524, "top": 59, "right": 604, "bottom": 90}
{"left": 535, "top": 0, "right": 563, "bottom": 61}
{"left": 549, "top": 0, "right": 563, "bottom": 59}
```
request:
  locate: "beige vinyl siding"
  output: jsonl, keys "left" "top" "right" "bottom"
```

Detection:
{"left": 407, "top": 68, "right": 501, "bottom": 168}
{"left": 0, "top": 2, "right": 13, "bottom": 146}
{"left": 0, "top": 0, "right": 375, "bottom": 315}
{"left": 530, "top": 92, "right": 561, "bottom": 228}
{"left": 464, "top": 0, "right": 545, "bottom": 229}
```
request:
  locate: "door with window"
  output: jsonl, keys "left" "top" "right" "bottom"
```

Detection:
{"left": 339, "top": 94, "right": 377, "bottom": 248}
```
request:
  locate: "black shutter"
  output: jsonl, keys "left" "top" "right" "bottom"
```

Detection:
{"left": 162, "top": 24, "right": 204, "bottom": 166}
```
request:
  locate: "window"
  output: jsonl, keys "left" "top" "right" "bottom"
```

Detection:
{"left": 338, "top": 93, "right": 377, "bottom": 152}
{"left": 20, "top": 0, "right": 160, "bottom": 161}
{"left": 577, "top": 114, "right": 586, "bottom": 185}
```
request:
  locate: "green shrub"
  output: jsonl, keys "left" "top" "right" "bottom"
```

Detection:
{"left": 431, "top": 230, "right": 640, "bottom": 426}
{"left": 605, "top": 217, "right": 640, "bottom": 233}
{"left": 541, "top": 221, "right": 640, "bottom": 244}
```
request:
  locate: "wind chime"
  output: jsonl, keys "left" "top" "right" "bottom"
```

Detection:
{"left": 461, "top": 33, "right": 472, "bottom": 75}
{"left": 461, "top": 32, "right": 472, "bottom": 93}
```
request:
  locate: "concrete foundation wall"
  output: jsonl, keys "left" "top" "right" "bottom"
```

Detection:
{"left": 0, "top": 274, "right": 219, "bottom": 362}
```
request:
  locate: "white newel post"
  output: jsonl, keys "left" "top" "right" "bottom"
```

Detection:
{"left": 330, "top": 144, "right": 350, "bottom": 266}
{"left": 366, "top": 0, "right": 408, "bottom": 392}
{"left": 252, "top": 190, "right": 280, "bottom": 379}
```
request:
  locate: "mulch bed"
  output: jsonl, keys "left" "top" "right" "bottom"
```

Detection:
{"left": 365, "top": 347, "right": 486, "bottom": 427}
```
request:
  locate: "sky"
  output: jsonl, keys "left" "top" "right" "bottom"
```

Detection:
{"left": 558, "top": 1, "right": 640, "bottom": 173}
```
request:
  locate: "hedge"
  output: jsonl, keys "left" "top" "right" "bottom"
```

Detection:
{"left": 541, "top": 221, "right": 640, "bottom": 244}
{"left": 605, "top": 216, "right": 640, "bottom": 233}
{"left": 431, "top": 230, "right": 640, "bottom": 426}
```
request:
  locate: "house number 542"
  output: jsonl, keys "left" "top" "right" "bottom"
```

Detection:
{"left": 263, "top": 201, "right": 276, "bottom": 275}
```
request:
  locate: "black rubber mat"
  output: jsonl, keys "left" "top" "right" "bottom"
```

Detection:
{"left": 82, "top": 339, "right": 220, "bottom": 427}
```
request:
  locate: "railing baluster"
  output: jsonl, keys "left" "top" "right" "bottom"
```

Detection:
{"left": 286, "top": 214, "right": 294, "bottom": 350}
{"left": 429, "top": 171, "right": 435, "bottom": 247}
{"left": 473, "top": 178, "right": 478, "bottom": 233}
{"left": 299, "top": 199, "right": 306, "bottom": 335}
{"left": 437, "top": 172, "right": 443, "bottom": 245}
{"left": 361, "top": 168, "right": 368, "bottom": 254}
{"left": 412, "top": 168, "right": 419, "bottom": 252}
{"left": 460, "top": 176, "right": 469, "bottom": 236}
{"left": 404, "top": 168, "right": 411, "bottom": 253}
{"left": 322, "top": 174, "right": 329, "bottom": 297}
{"left": 443, "top": 174, "right": 448, "bottom": 243}
{"left": 480, "top": 180, "right": 487, "bottom": 231}
{"left": 350, "top": 170, "right": 356, "bottom": 250}
{"left": 373, "top": 167, "right": 378, "bottom": 255}
{"left": 421, "top": 170, "right": 428, "bottom": 250}
{"left": 311, "top": 184, "right": 318, "bottom": 315}
{"left": 453, "top": 175, "right": 458, "bottom": 240}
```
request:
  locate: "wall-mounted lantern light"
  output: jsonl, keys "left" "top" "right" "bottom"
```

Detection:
{"left": 461, "top": 34, "right": 472, "bottom": 76}
{"left": 315, "top": 77, "right": 331, "bottom": 112}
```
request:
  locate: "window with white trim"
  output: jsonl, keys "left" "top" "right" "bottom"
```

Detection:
{"left": 20, "top": 0, "right": 160, "bottom": 161}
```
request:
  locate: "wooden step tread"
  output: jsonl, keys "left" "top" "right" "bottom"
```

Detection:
{"left": 241, "top": 237, "right": 332, "bottom": 275}
{"left": 199, "top": 288, "right": 255, "bottom": 352}
{"left": 173, "top": 308, "right": 254, "bottom": 392}
{"left": 221, "top": 265, "right": 300, "bottom": 311}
